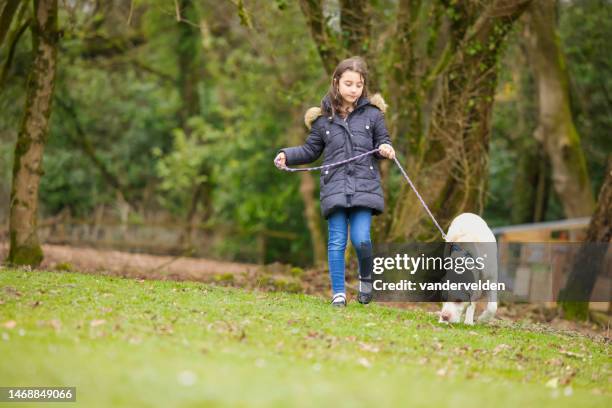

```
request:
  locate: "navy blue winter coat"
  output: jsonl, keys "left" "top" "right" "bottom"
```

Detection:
{"left": 279, "top": 93, "right": 392, "bottom": 219}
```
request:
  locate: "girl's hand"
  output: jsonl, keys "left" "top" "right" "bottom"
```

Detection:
{"left": 378, "top": 144, "right": 395, "bottom": 160}
{"left": 274, "top": 151, "right": 286, "bottom": 168}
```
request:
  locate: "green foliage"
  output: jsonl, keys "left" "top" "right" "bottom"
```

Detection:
{"left": 153, "top": 118, "right": 221, "bottom": 216}
{"left": 38, "top": 148, "right": 108, "bottom": 216}
{"left": 0, "top": 0, "right": 609, "bottom": 266}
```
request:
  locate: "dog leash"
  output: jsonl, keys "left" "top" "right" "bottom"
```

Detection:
{"left": 275, "top": 148, "right": 448, "bottom": 241}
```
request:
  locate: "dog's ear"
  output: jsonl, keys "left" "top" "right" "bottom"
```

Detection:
{"left": 445, "top": 230, "right": 469, "bottom": 243}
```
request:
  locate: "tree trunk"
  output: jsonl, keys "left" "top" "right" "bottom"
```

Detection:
{"left": 387, "top": 0, "right": 427, "bottom": 160}
{"left": 523, "top": 0, "right": 594, "bottom": 218}
{"left": 181, "top": 171, "right": 206, "bottom": 253}
{"left": 298, "top": 0, "right": 339, "bottom": 75}
{"left": 339, "top": 0, "right": 369, "bottom": 56}
{"left": 7, "top": 0, "right": 59, "bottom": 267}
{"left": 512, "top": 145, "right": 550, "bottom": 224}
{"left": 298, "top": 171, "right": 327, "bottom": 267}
{"left": 510, "top": 48, "right": 550, "bottom": 224}
{"left": 387, "top": 0, "right": 532, "bottom": 241}
{"left": 299, "top": 0, "right": 374, "bottom": 84}
{"left": 177, "top": 0, "right": 200, "bottom": 123}
{"left": 175, "top": 0, "right": 212, "bottom": 249}
{"left": 559, "top": 156, "right": 612, "bottom": 320}
{"left": 339, "top": 0, "right": 378, "bottom": 90}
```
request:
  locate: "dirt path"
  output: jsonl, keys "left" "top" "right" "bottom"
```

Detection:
{"left": 0, "top": 242, "right": 261, "bottom": 281}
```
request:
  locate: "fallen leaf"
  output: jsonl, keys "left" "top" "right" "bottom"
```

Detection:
{"left": 359, "top": 342, "right": 380, "bottom": 353}
{"left": 306, "top": 331, "right": 320, "bottom": 339}
{"left": 90, "top": 319, "right": 106, "bottom": 328}
{"left": 545, "top": 377, "right": 559, "bottom": 389}
{"left": 358, "top": 357, "right": 371, "bottom": 368}
{"left": 238, "top": 329, "right": 246, "bottom": 342}
{"left": 454, "top": 345, "right": 470, "bottom": 355}
{"left": 49, "top": 319, "right": 62, "bottom": 332}
{"left": 514, "top": 352, "right": 527, "bottom": 361}
{"left": 3, "top": 321, "right": 16, "bottom": 329}
{"left": 177, "top": 370, "right": 197, "bottom": 386}
{"left": 157, "top": 324, "right": 174, "bottom": 334}
{"left": 493, "top": 343, "right": 512, "bottom": 355}
{"left": 548, "top": 358, "right": 563, "bottom": 367}
{"left": 560, "top": 369, "right": 577, "bottom": 385}
{"left": 560, "top": 350, "right": 586, "bottom": 359}
{"left": 4, "top": 287, "right": 22, "bottom": 297}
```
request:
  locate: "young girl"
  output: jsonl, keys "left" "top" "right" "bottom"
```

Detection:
{"left": 274, "top": 56, "right": 395, "bottom": 307}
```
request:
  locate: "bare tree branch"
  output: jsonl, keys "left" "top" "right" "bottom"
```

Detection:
{"left": 0, "top": 0, "right": 21, "bottom": 47}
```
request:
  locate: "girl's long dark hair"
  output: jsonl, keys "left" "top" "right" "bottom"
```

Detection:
{"left": 321, "top": 56, "right": 369, "bottom": 119}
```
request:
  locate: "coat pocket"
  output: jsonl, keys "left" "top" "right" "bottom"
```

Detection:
{"left": 368, "top": 157, "right": 378, "bottom": 178}
{"left": 322, "top": 165, "right": 337, "bottom": 185}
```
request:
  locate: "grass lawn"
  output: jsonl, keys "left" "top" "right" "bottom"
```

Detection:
{"left": 0, "top": 268, "right": 610, "bottom": 407}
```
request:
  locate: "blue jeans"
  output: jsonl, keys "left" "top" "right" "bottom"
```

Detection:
{"left": 327, "top": 206, "right": 372, "bottom": 294}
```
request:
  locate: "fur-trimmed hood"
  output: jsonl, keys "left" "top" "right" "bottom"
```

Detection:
{"left": 304, "top": 93, "right": 388, "bottom": 130}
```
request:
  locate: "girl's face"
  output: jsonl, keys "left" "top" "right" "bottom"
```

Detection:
{"left": 337, "top": 70, "right": 364, "bottom": 106}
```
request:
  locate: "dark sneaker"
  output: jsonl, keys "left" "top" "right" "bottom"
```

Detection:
{"left": 358, "top": 278, "right": 373, "bottom": 304}
{"left": 331, "top": 293, "right": 347, "bottom": 307}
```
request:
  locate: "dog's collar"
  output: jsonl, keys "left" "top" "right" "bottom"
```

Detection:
{"left": 449, "top": 243, "right": 475, "bottom": 261}
{"left": 443, "top": 244, "right": 479, "bottom": 302}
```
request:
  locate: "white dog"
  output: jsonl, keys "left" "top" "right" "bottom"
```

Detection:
{"left": 438, "top": 213, "right": 498, "bottom": 325}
